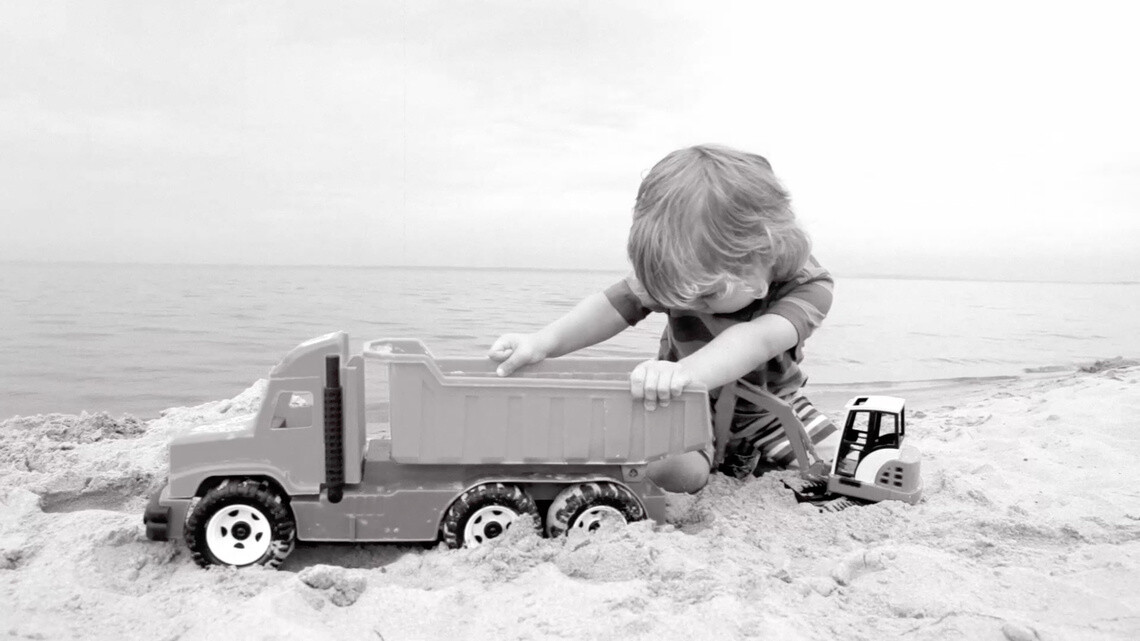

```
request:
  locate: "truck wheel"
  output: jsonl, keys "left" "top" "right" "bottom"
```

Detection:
{"left": 546, "top": 482, "right": 646, "bottom": 538}
{"left": 184, "top": 480, "right": 296, "bottom": 568}
{"left": 441, "top": 483, "right": 540, "bottom": 549}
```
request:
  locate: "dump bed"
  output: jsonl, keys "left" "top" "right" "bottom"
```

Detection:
{"left": 365, "top": 339, "right": 712, "bottom": 466}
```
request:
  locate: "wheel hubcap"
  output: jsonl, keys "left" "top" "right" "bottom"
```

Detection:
{"left": 464, "top": 505, "right": 520, "bottom": 546}
{"left": 205, "top": 504, "right": 273, "bottom": 566}
{"left": 232, "top": 522, "right": 251, "bottom": 540}
{"left": 572, "top": 505, "right": 626, "bottom": 534}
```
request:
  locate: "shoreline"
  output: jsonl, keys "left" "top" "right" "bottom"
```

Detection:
{"left": 6, "top": 359, "right": 1137, "bottom": 425}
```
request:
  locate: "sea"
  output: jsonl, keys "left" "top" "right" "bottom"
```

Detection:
{"left": 2, "top": 261, "right": 1137, "bottom": 419}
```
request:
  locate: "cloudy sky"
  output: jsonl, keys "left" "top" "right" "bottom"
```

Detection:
{"left": 2, "top": 1, "right": 1138, "bottom": 282}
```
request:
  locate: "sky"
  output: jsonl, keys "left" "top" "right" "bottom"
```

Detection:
{"left": 2, "top": 0, "right": 1138, "bottom": 282}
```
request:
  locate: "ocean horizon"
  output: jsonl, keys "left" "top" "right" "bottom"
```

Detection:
{"left": 3, "top": 261, "right": 1137, "bottom": 418}
{"left": 7, "top": 259, "right": 1136, "bottom": 285}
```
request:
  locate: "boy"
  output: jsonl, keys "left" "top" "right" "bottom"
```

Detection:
{"left": 489, "top": 144, "right": 836, "bottom": 493}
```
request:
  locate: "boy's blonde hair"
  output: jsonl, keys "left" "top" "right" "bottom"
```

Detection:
{"left": 628, "top": 144, "right": 811, "bottom": 309}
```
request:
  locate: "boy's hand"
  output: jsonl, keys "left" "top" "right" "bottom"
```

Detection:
{"left": 630, "top": 359, "right": 692, "bottom": 411}
{"left": 488, "top": 333, "right": 549, "bottom": 377}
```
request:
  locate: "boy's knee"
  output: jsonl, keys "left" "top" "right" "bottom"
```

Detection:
{"left": 646, "top": 450, "right": 711, "bottom": 494}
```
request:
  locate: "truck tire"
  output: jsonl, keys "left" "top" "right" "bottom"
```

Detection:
{"left": 441, "top": 483, "right": 540, "bottom": 549}
{"left": 545, "top": 482, "right": 646, "bottom": 538}
{"left": 185, "top": 480, "right": 296, "bottom": 568}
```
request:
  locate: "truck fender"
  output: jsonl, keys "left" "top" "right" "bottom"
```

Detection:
{"left": 170, "top": 468, "right": 297, "bottom": 502}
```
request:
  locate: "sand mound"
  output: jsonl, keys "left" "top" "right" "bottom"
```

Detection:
{"left": 1, "top": 369, "right": 1137, "bottom": 640}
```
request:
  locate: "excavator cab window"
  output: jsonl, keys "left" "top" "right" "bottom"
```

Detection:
{"left": 844, "top": 411, "right": 872, "bottom": 442}
{"left": 836, "top": 411, "right": 874, "bottom": 476}
{"left": 875, "top": 412, "right": 899, "bottom": 448}
{"left": 836, "top": 409, "right": 903, "bottom": 476}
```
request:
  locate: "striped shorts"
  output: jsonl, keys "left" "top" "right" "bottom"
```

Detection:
{"left": 718, "top": 390, "right": 838, "bottom": 478}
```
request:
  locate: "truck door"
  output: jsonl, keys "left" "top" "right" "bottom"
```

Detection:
{"left": 259, "top": 376, "right": 325, "bottom": 494}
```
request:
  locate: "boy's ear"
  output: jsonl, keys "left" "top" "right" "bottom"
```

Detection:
{"left": 745, "top": 264, "right": 773, "bottom": 299}
{"left": 745, "top": 263, "right": 774, "bottom": 292}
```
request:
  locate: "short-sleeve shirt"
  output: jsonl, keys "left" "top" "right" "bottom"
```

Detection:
{"left": 603, "top": 255, "right": 834, "bottom": 398}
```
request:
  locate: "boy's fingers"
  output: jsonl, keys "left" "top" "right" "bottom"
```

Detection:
{"left": 657, "top": 372, "right": 673, "bottom": 407}
{"left": 489, "top": 335, "right": 525, "bottom": 365}
{"left": 670, "top": 372, "right": 688, "bottom": 398}
{"left": 496, "top": 352, "right": 525, "bottom": 377}
{"left": 488, "top": 335, "right": 515, "bottom": 354}
{"left": 642, "top": 367, "right": 660, "bottom": 410}
{"left": 630, "top": 363, "right": 647, "bottom": 401}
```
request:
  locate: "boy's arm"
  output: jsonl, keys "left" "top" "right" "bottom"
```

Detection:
{"left": 490, "top": 291, "right": 630, "bottom": 376}
{"left": 678, "top": 258, "right": 834, "bottom": 390}
{"left": 678, "top": 315, "right": 799, "bottom": 390}
{"left": 763, "top": 256, "right": 834, "bottom": 360}
{"left": 534, "top": 291, "right": 631, "bottom": 358}
{"left": 633, "top": 316, "right": 799, "bottom": 409}
{"left": 542, "top": 271, "right": 664, "bottom": 355}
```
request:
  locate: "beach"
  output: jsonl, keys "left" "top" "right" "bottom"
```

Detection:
{"left": 5, "top": 0, "right": 1140, "bottom": 637}
{"left": 1, "top": 361, "right": 1137, "bottom": 641}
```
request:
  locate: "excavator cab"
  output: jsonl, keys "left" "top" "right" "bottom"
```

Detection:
{"left": 834, "top": 397, "right": 904, "bottom": 477}
{"left": 827, "top": 396, "right": 922, "bottom": 505}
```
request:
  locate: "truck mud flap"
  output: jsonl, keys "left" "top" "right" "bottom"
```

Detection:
{"left": 143, "top": 486, "right": 171, "bottom": 541}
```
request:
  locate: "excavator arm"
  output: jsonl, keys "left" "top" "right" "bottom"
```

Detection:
{"left": 712, "top": 381, "right": 830, "bottom": 480}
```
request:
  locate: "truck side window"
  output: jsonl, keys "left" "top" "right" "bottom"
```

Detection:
{"left": 271, "top": 392, "right": 314, "bottom": 429}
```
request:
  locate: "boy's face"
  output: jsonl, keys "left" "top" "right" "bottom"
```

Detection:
{"left": 692, "top": 263, "right": 773, "bottom": 314}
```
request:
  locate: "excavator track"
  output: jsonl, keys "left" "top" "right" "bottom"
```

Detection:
{"left": 819, "top": 496, "right": 863, "bottom": 513}
{"left": 782, "top": 477, "right": 868, "bottom": 512}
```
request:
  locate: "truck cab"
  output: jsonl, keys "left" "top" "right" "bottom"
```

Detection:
{"left": 163, "top": 332, "right": 366, "bottom": 501}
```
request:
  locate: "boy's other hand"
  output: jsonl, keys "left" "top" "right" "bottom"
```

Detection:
{"left": 488, "top": 333, "right": 549, "bottom": 377}
{"left": 630, "top": 359, "right": 692, "bottom": 411}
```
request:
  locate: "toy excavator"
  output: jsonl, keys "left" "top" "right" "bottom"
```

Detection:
{"left": 713, "top": 381, "right": 923, "bottom": 511}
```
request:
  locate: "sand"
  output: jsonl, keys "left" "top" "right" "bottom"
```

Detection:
{"left": 1, "top": 363, "right": 1138, "bottom": 641}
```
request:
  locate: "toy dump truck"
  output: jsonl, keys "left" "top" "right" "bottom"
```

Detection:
{"left": 143, "top": 332, "right": 712, "bottom": 568}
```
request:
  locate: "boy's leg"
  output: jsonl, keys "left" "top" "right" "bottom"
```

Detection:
{"left": 762, "top": 393, "right": 838, "bottom": 468}
{"left": 646, "top": 447, "right": 713, "bottom": 494}
{"left": 717, "top": 412, "right": 778, "bottom": 479}
{"left": 717, "top": 392, "right": 837, "bottom": 478}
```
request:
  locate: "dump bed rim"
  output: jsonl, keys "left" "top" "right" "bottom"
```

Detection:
{"left": 364, "top": 338, "right": 710, "bottom": 392}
